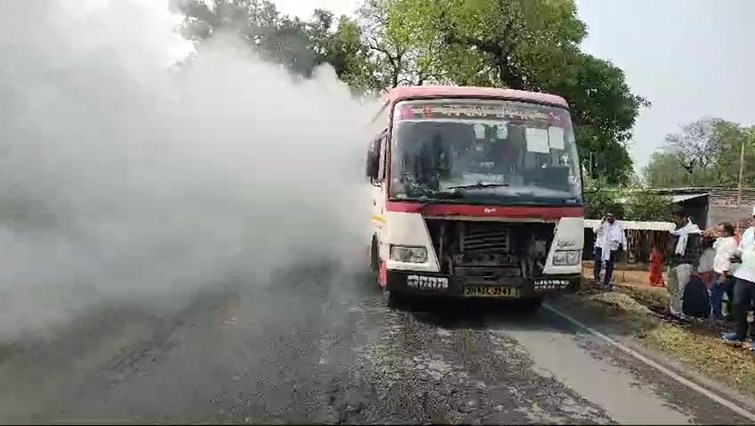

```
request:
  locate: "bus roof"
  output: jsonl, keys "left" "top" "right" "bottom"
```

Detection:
{"left": 381, "top": 86, "right": 569, "bottom": 108}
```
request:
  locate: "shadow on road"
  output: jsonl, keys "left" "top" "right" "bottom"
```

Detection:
{"left": 393, "top": 296, "right": 567, "bottom": 332}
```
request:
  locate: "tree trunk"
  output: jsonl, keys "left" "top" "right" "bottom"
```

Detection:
{"left": 498, "top": 56, "right": 524, "bottom": 90}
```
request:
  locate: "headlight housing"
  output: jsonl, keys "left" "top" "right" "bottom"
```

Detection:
{"left": 389, "top": 245, "right": 428, "bottom": 263}
{"left": 553, "top": 250, "right": 581, "bottom": 266}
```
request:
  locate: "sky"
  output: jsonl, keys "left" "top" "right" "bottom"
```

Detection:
{"left": 272, "top": 0, "right": 754, "bottom": 173}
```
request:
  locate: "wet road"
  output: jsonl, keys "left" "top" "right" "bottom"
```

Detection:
{"left": 0, "top": 264, "right": 752, "bottom": 424}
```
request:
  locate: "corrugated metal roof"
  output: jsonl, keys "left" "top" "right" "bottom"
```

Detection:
{"left": 650, "top": 187, "right": 712, "bottom": 193}
{"left": 584, "top": 219, "right": 675, "bottom": 231}
{"left": 670, "top": 193, "right": 709, "bottom": 203}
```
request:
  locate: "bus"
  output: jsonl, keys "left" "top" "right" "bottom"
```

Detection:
{"left": 365, "top": 86, "right": 584, "bottom": 311}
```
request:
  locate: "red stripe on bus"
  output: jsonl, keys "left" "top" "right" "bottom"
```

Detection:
{"left": 385, "top": 201, "right": 583, "bottom": 220}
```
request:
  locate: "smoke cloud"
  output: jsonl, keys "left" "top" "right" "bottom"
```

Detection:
{"left": 0, "top": 0, "right": 374, "bottom": 341}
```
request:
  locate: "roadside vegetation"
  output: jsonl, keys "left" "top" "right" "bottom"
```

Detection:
{"left": 570, "top": 269, "right": 755, "bottom": 400}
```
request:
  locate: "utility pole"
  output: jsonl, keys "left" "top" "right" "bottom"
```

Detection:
{"left": 737, "top": 135, "right": 745, "bottom": 207}
{"left": 736, "top": 129, "right": 752, "bottom": 233}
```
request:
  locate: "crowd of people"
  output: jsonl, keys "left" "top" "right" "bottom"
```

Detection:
{"left": 593, "top": 207, "right": 755, "bottom": 350}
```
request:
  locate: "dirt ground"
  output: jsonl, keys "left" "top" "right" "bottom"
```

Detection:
{"left": 581, "top": 265, "right": 652, "bottom": 286}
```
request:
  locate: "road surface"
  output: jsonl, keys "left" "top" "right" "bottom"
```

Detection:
{"left": 0, "top": 264, "right": 751, "bottom": 424}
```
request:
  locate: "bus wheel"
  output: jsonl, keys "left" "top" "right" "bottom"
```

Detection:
{"left": 383, "top": 288, "right": 402, "bottom": 309}
{"left": 370, "top": 236, "right": 379, "bottom": 272}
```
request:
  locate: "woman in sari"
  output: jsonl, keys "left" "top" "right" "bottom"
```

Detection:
{"left": 649, "top": 247, "right": 665, "bottom": 287}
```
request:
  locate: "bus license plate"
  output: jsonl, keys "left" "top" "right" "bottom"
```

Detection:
{"left": 463, "top": 286, "right": 519, "bottom": 298}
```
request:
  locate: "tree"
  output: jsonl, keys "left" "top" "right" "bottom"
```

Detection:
{"left": 356, "top": 0, "right": 441, "bottom": 90}
{"left": 643, "top": 117, "right": 755, "bottom": 188}
{"left": 174, "top": 1, "right": 377, "bottom": 89}
{"left": 433, "top": 0, "right": 586, "bottom": 89}
{"left": 584, "top": 190, "right": 625, "bottom": 220}
{"left": 376, "top": 0, "right": 647, "bottom": 185}
{"left": 711, "top": 122, "right": 755, "bottom": 188}
{"left": 546, "top": 54, "right": 648, "bottom": 185}
{"left": 175, "top": 0, "right": 331, "bottom": 77}
{"left": 585, "top": 188, "right": 672, "bottom": 222}
{"left": 316, "top": 15, "right": 378, "bottom": 93}
{"left": 643, "top": 151, "right": 702, "bottom": 188}
{"left": 663, "top": 117, "right": 723, "bottom": 180}
{"left": 625, "top": 191, "right": 672, "bottom": 222}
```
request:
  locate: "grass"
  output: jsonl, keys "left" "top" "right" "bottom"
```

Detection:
{"left": 643, "top": 325, "right": 755, "bottom": 393}
{"left": 577, "top": 266, "right": 755, "bottom": 400}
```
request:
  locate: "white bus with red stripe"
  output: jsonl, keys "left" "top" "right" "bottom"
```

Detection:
{"left": 366, "top": 86, "right": 584, "bottom": 310}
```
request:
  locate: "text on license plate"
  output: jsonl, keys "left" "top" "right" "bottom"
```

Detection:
{"left": 463, "top": 285, "right": 519, "bottom": 298}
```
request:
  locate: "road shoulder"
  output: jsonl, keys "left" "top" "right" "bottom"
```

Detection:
{"left": 546, "top": 285, "right": 755, "bottom": 420}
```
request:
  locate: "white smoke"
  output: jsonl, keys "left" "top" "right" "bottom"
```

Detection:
{"left": 0, "top": 0, "right": 375, "bottom": 341}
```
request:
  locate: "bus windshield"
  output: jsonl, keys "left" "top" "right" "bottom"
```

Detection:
{"left": 389, "top": 99, "right": 583, "bottom": 205}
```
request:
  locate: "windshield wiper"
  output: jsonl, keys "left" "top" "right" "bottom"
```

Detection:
{"left": 445, "top": 183, "right": 510, "bottom": 190}
{"left": 417, "top": 193, "right": 463, "bottom": 215}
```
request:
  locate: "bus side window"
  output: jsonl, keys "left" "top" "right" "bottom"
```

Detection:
{"left": 377, "top": 130, "right": 388, "bottom": 181}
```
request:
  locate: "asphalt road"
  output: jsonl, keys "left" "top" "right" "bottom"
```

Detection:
{"left": 0, "top": 264, "right": 752, "bottom": 424}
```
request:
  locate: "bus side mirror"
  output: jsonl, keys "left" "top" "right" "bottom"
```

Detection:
{"left": 365, "top": 139, "right": 380, "bottom": 184}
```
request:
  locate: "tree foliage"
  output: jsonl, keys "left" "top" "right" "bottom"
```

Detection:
{"left": 550, "top": 54, "right": 648, "bottom": 185}
{"left": 665, "top": 117, "right": 722, "bottom": 172}
{"left": 373, "top": 0, "right": 647, "bottom": 184}
{"left": 174, "top": 0, "right": 648, "bottom": 186}
{"left": 624, "top": 191, "right": 673, "bottom": 222}
{"left": 175, "top": 0, "right": 360, "bottom": 79}
{"left": 715, "top": 121, "right": 755, "bottom": 187}
{"left": 584, "top": 190, "right": 625, "bottom": 220}
{"left": 644, "top": 117, "right": 755, "bottom": 188}
{"left": 419, "top": 0, "right": 586, "bottom": 89}
{"left": 357, "top": 0, "right": 438, "bottom": 89}
{"left": 585, "top": 189, "right": 672, "bottom": 222}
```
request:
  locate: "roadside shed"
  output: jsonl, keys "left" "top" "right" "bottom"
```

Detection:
{"left": 584, "top": 219, "right": 675, "bottom": 264}
{"left": 650, "top": 186, "right": 755, "bottom": 229}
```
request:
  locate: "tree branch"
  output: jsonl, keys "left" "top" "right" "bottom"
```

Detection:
{"left": 438, "top": 7, "right": 524, "bottom": 89}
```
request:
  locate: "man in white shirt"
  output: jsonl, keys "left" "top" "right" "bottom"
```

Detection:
{"left": 711, "top": 223, "right": 738, "bottom": 320}
{"left": 593, "top": 212, "right": 628, "bottom": 291}
{"left": 723, "top": 207, "right": 755, "bottom": 349}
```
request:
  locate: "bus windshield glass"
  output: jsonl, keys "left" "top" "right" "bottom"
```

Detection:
{"left": 389, "top": 99, "right": 583, "bottom": 205}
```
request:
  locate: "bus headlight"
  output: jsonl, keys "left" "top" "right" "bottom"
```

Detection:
{"left": 553, "top": 250, "right": 581, "bottom": 266}
{"left": 390, "top": 245, "right": 428, "bottom": 263}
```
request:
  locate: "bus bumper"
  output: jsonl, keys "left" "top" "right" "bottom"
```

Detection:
{"left": 385, "top": 269, "right": 581, "bottom": 299}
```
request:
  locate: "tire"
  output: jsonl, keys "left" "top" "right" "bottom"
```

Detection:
{"left": 383, "top": 288, "right": 407, "bottom": 309}
{"left": 370, "top": 236, "right": 379, "bottom": 272}
{"left": 383, "top": 288, "right": 397, "bottom": 308}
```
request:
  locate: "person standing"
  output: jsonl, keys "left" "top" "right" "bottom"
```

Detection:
{"left": 648, "top": 247, "right": 665, "bottom": 287}
{"left": 666, "top": 209, "right": 703, "bottom": 319}
{"left": 723, "top": 208, "right": 755, "bottom": 350}
{"left": 593, "top": 212, "right": 627, "bottom": 291}
{"left": 711, "top": 223, "right": 739, "bottom": 320}
{"left": 681, "top": 235, "right": 716, "bottom": 319}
